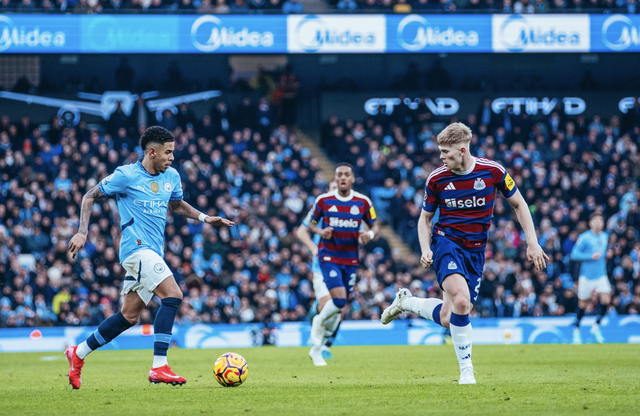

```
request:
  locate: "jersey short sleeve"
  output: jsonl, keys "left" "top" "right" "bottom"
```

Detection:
{"left": 99, "top": 167, "right": 128, "bottom": 197}
{"left": 496, "top": 171, "right": 518, "bottom": 198}
{"left": 170, "top": 170, "right": 183, "bottom": 201}
{"left": 310, "top": 197, "right": 324, "bottom": 224}
{"left": 422, "top": 178, "right": 438, "bottom": 212}
{"left": 302, "top": 208, "right": 313, "bottom": 228}
{"left": 363, "top": 202, "right": 377, "bottom": 227}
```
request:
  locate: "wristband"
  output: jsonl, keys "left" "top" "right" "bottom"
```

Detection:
{"left": 367, "top": 231, "right": 375, "bottom": 240}
{"left": 198, "top": 213, "right": 207, "bottom": 222}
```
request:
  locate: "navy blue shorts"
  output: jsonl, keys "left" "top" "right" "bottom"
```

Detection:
{"left": 320, "top": 262, "right": 358, "bottom": 297}
{"left": 431, "top": 235, "right": 485, "bottom": 305}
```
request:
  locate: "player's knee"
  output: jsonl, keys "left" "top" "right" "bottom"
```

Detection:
{"left": 161, "top": 296, "right": 182, "bottom": 310}
{"left": 121, "top": 310, "right": 140, "bottom": 324}
{"left": 332, "top": 298, "right": 347, "bottom": 308}
{"left": 452, "top": 294, "right": 470, "bottom": 313}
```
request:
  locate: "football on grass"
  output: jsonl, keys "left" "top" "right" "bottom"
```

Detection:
{"left": 213, "top": 352, "right": 249, "bottom": 387}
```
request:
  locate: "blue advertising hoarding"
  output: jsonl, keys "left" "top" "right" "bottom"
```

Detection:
{"left": 0, "top": 14, "right": 639, "bottom": 54}
{"left": 1, "top": 316, "right": 639, "bottom": 353}
{"left": 386, "top": 15, "right": 492, "bottom": 53}
{"left": 0, "top": 15, "right": 80, "bottom": 53}
{"left": 591, "top": 14, "right": 640, "bottom": 52}
{"left": 180, "top": 15, "right": 287, "bottom": 54}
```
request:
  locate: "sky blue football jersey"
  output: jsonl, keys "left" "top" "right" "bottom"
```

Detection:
{"left": 98, "top": 160, "right": 183, "bottom": 263}
{"left": 570, "top": 230, "right": 609, "bottom": 281}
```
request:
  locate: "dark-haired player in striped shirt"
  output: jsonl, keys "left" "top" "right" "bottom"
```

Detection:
{"left": 381, "top": 122, "right": 549, "bottom": 384}
{"left": 307, "top": 163, "right": 378, "bottom": 366}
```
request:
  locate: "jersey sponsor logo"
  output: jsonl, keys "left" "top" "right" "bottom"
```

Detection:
{"left": 444, "top": 196, "right": 486, "bottom": 208}
{"left": 445, "top": 182, "right": 456, "bottom": 190}
{"left": 505, "top": 173, "right": 515, "bottom": 191}
{"left": 133, "top": 199, "right": 168, "bottom": 208}
{"left": 473, "top": 178, "right": 486, "bottom": 190}
{"left": 151, "top": 182, "right": 159, "bottom": 194}
{"left": 350, "top": 205, "right": 360, "bottom": 215}
{"left": 448, "top": 261, "right": 457, "bottom": 270}
{"left": 164, "top": 182, "right": 172, "bottom": 192}
{"left": 154, "top": 263, "right": 166, "bottom": 274}
{"left": 328, "top": 205, "right": 338, "bottom": 212}
{"left": 323, "top": 256, "right": 331, "bottom": 261}
{"left": 329, "top": 217, "right": 359, "bottom": 228}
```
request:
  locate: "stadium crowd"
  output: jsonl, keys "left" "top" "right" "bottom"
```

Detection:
{"left": 0, "top": 98, "right": 400, "bottom": 329}
{"left": 1, "top": 93, "right": 640, "bottom": 330}
{"left": 0, "top": 0, "right": 637, "bottom": 14}
{"left": 325, "top": 0, "right": 639, "bottom": 13}
{"left": 321, "top": 99, "right": 640, "bottom": 319}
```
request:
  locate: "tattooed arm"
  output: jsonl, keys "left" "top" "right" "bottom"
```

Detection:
{"left": 168, "top": 200, "right": 235, "bottom": 227}
{"left": 68, "top": 185, "right": 105, "bottom": 258}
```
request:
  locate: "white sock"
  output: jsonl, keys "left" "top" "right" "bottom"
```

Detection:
{"left": 76, "top": 341, "right": 93, "bottom": 360}
{"left": 450, "top": 314, "right": 473, "bottom": 369}
{"left": 322, "top": 313, "right": 341, "bottom": 345}
{"left": 317, "top": 300, "right": 341, "bottom": 325}
{"left": 324, "top": 314, "right": 340, "bottom": 337}
{"left": 153, "top": 355, "right": 168, "bottom": 368}
{"left": 313, "top": 300, "right": 341, "bottom": 347}
{"left": 403, "top": 297, "right": 443, "bottom": 322}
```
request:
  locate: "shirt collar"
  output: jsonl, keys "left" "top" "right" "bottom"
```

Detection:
{"left": 137, "top": 160, "right": 159, "bottom": 176}
{"left": 452, "top": 157, "right": 476, "bottom": 176}
{"left": 333, "top": 189, "right": 353, "bottom": 202}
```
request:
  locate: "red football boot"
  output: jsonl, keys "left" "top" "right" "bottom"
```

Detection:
{"left": 148, "top": 365, "right": 186, "bottom": 386}
{"left": 65, "top": 346, "right": 85, "bottom": 389}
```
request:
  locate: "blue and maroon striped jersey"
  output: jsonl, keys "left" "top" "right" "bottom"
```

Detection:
{"left": 311, "top": 190, "right": 377, "bottom": 266}
{"left": 422, "top": 157, "right": 518, "bottom": 252}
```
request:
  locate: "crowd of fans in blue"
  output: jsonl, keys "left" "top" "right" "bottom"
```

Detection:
{"left": 1, "top": 0, "right": 636, "bottom": 14}
{"left": 1, "top": 93, "right": 639, "bottom": 329}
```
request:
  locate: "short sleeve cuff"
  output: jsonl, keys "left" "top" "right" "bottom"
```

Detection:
{"left": 423, "top": 201, "right": 436, "bottom": 211}
{"left": 98, "top": 182, "right": 111, "bottom": 197}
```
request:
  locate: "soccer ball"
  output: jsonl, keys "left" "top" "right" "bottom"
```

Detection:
{"left": 213, "top": 352, "right": 249, "bottom": 387}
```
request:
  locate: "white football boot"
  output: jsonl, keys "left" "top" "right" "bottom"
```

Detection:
{"left": 590, "top": 324, "right": 604, "bottom": 344}
{"left": 309, "top": 346, "right": 327, "bottom": 366}
{"left": 381, "top": 288, "right": 412, "bottom": 325}
{"left": 459, "top": 366, "right": 477, "bottom": 385}
{"left": 573, "top": 327, "right": 582, "bottom": 345}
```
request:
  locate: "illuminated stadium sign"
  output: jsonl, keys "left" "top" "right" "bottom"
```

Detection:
{"left": 0, "top": 90, "right": 221, "bottom": 126}
{"left": 592, "top": 15, "right": 640, "bottom": 52}
{"left": 0, "top": 14, "right": 638, "bottom": 54}
{"left": 618, "top": 97, "right": 640, "bottom": 114}
{"left": 0, "top": 15, "right": 69, "bottom": 52}
{"left": 364, "top": 97, "right": 459, "bottom": 116}
{"left": 491, "top": 97, "right": 586, "bottom": 115}
{"left": 189, "top": 15, "right": 277, "bottom": 53}
{"left": 492, "top": 15, "right": 590, "bottom": 53}
{"left": 287, "top": 15, "right": 385, "bottom": 53}
{"left": 388, "top": 15, "right": 491, "bottom": 53}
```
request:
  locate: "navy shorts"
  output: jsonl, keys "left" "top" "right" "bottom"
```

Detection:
{"left": 431, "top": 235, "right": 485, "bottom": 305}
{"left": 320, "top": 262, "right": 358, "bottom": 297}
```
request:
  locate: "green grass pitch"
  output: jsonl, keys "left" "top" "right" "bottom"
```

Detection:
{"left": 1, "top": 344, "right": 639, "bottom": 415}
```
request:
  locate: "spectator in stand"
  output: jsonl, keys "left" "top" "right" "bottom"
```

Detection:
{"left": 282, "top": 0, "right": 303, "bottom": 13}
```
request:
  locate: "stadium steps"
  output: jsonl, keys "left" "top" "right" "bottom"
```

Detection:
{"left": 301, "top": 0, "right": 333, "bottom": 13}
{"left": 294, "top": 128, "right": 413, "bottom": 259}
